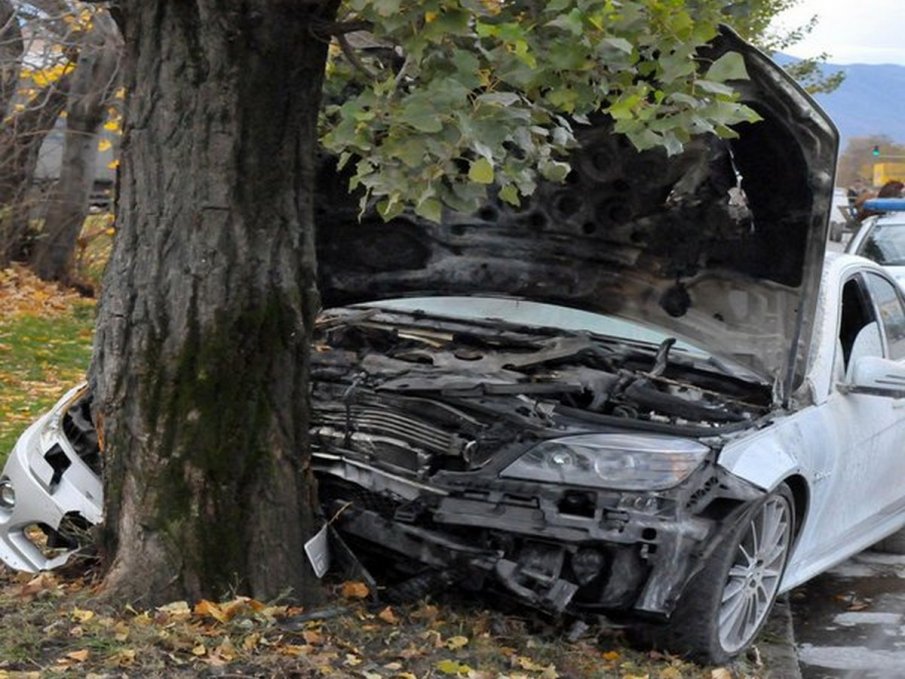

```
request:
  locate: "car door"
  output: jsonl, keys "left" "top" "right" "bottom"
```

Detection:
{"left": 801, "top": 270, "right": 905, "bottom": 563}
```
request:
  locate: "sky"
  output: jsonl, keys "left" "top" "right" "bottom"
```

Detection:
{"left": 772, "top": 0, "right": 905, "bottom": 65}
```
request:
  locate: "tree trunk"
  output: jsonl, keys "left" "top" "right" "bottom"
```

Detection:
{"left": 0, "top": 0, "right": 23, "bottom": 117}
{"left": 32, "top": 13, "right": 121, "bottom": 283}
{"left": 0, "top": 75, "right": 72, "bottom": 266}
{"left": 89, "top": 0, "right": 336, "bottom": 605}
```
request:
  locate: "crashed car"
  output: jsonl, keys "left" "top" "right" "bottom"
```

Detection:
{"left": 7, "top": 29, "right": 905, "bottom": 663}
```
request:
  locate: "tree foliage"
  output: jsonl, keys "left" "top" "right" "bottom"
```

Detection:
{"left": 322, "top": 0, "right": 762, "bottom": 221}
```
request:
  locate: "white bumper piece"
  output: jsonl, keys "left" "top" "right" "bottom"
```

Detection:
{"left": 0, "top": 385, "right": 102, "bottom": 572}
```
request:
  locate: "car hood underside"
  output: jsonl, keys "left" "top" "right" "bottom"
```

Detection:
{"left": 315, "top": 29, "right": 838, "bottom": 403}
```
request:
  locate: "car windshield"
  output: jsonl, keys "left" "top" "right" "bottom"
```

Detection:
{"left": 361, "top": 296, "right": 710, "bottom": 356}
{"left": 857, "top": 221, "right": 905, "bottom": 266}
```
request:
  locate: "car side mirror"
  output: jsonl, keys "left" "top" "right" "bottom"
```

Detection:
{"left": 841, "top": 355, "right": 905, "bottom": 398}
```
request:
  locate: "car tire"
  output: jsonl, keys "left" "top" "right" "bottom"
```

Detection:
{"left": 639, "top": 483, "right": 795, "bottom": 664}
{"left": 871, "top": 527, "right": 905, "bottom": 555}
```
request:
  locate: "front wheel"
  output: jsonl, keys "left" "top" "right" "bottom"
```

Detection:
{"left": 644, "top": 484, "right": 795, "bottom": 664}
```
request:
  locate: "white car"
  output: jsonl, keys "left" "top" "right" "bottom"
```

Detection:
{"left": 846, "top": 203, "right": 905, "bottom": 287}
{"left": 6, "top": 29, "right": 905, "bottom": 666}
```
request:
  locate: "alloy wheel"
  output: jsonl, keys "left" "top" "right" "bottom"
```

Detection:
{"left": 717, "top": 494, "right": 792, "bottom": 653}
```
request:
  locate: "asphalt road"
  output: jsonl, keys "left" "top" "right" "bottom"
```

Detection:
{"left": 792, "top": 551, "right": 905, "bottom": 678}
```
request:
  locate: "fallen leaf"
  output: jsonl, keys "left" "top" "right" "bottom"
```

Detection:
{"left": 192, "top": 643, "right": 207, "bottom": 657}
{"left": 66, "top": 649, "right": 89, "bottom": 662}
{"left": 602, "top": 650, "right": 621, "bottom": 662}
{"left": 446, "top": 635, "right": 469, "bottom": 650}
{"left": 303, "top": 629, "right": 324, "bottom": 645}
{"left": 379, "top": 606, "right": 400, "bottom": 624}
{"left": 158, "top": 600, "right": 192, "bottom": 620}
{"left": 658, "top": 667, "right": 683, "bottom": 679}
{"left": 516, "top": 656, "right": 548, "bottom": 671}
{"left": 70, "top": 607, "right": 94, "bottom": 623}
{"left": 111, "top": 649, "right": 136, "bottom": 667}
{"left": 340, "top": 581, "right": 370, "bottom": 599}
{"left": 711, "top": 669, "right": 733, "bottom": 679}
{"left": 194, "top": 599, "right": 227, "bottom": 623}
{"left": 436, "top": 659, "right": 473, "bottom": 675}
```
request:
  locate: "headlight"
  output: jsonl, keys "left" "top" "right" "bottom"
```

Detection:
{"left": 0, "top": 480, "right": 15, "bottom": 508}
{"left": 500, "top": 434, "right": 710, "bottom": 491}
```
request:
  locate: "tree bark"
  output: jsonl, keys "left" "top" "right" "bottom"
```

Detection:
{"left": 90, "top": 0, "right": 336, "bottom": 605}
{"left": 0, "top": 0, "right": 23, "bottom": 117}
{"left": 33, "top": 12, "right": 121, "bottom": 283}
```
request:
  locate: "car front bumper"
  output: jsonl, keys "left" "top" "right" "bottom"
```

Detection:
{"left": 0, "top": 385, "right": 102, "bottom": 572}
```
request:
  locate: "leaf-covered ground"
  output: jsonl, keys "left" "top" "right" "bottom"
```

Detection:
{"left": 0, "top": 567, "right": 768, "bottom": 678}
{"left": 0, "top": 263, "right": 777, "bottom": 678}
{"left": 0, "top": 265, "right": 95, "bottom": 460}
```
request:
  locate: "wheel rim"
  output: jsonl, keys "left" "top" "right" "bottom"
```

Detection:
{"left": 717, "top": 495, "right": 792, "bottom": 653}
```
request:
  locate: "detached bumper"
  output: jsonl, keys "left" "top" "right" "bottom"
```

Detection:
{"left": 0, "top": 385, "right": 102, "bottom": 572}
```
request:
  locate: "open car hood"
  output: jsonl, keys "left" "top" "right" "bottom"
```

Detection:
{"left": 316, "top": 28, "right": 838, "bottom": 403}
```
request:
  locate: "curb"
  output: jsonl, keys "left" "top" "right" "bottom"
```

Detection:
{"left": 757, "top": 594, "right": 801, "bottom": 679}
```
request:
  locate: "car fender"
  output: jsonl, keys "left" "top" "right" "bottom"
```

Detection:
{"left": 717, "top": 445, "right": 799, "bottom": 492}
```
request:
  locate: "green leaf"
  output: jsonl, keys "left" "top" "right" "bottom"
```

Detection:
{"left": 705, "top": 52, "right": 749, "bottom": 83}
{"left": 399, "top": 99, "right": 444, "bottom": 133}
{"left": 499, "top": 184, "right": 520, "bottom": 206}
{"left": 468, "top": 157, "right": 495, "bottom": 184}
{"left": 415, "top": 197, "right": 443, "bottom": 222}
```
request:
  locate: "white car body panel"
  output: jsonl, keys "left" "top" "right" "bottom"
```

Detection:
{"left": 719, "top": 254, "right": 905, "bottom": 591}
{"left": 0, "top": 384, "right": 102, "bottom": 571}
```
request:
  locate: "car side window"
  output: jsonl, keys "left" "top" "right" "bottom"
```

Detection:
{"left": 838, "top": 277, "right": 883, "bottom": 374}
{"left": 864, "top": 273, "right": 905, "bottom": 360}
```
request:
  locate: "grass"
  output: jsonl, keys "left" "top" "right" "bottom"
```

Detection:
{"left": 0, "top": 286, "right": 94, "bottom": 463}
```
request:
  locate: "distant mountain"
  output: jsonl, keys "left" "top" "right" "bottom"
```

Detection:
{"left": 774, "top": 54, "right": 905, "bottom": 149}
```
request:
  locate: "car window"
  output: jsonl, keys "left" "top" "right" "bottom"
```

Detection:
{"left": 857, "top": 222, "right": 905, "bottom": 266}
{"left": 865, "top": 273, "right": 905, "bottom": 360}
{"left": 839, "top": 277, "right": 882, "bottom": 373}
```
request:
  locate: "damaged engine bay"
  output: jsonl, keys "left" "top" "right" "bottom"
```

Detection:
{"left": 310, "top": 304, "right": 770, "bottom": 617}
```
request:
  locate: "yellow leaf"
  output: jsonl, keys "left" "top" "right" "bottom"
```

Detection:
{"left": 436, "top": 659, "right": 473, "bottom": 675}
{"left": 114, "top": 87, "right": 126, "bottom": 99}
{"left": 425, "top": 11, "right": 438, "bottom": 22}
{"left": 378, "top": 606, "right": 400, "bottom": 624}
{"left": 71, "top": 608, "right": 94, "bottom": 622}
{"left": 468, "top": 157, "right": 495, "bottom": 184}
{"left": 242, "top": 632, "right": 261, "bottom": 652}
{"left": 98, "top": 138, "right": 112, "bottom": 152}
{"left": 112, "top": 649, "right": 136, "bottom": 666}
{"left": 107, "top": 159, "right": 120, "bottom": 170}
{"left": 66, "top": 649, "right": 89, "bottom": 662}
{"left": 446, "top": 635, "right": 469, "bottom": 650}
{"left": 517, "top": 656, "right": 547, "bottom": 671}
{"left": 192, "top": 643, "right": 207, "bottom": 656}
{"left": 602, "top": 650, "right": 621, "bottom": 662}
{"left": 103, "top": 120, "right": 120, "bottom": 132}
{"left": 340, "top": 581, "right": 370, "bottom": 599}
